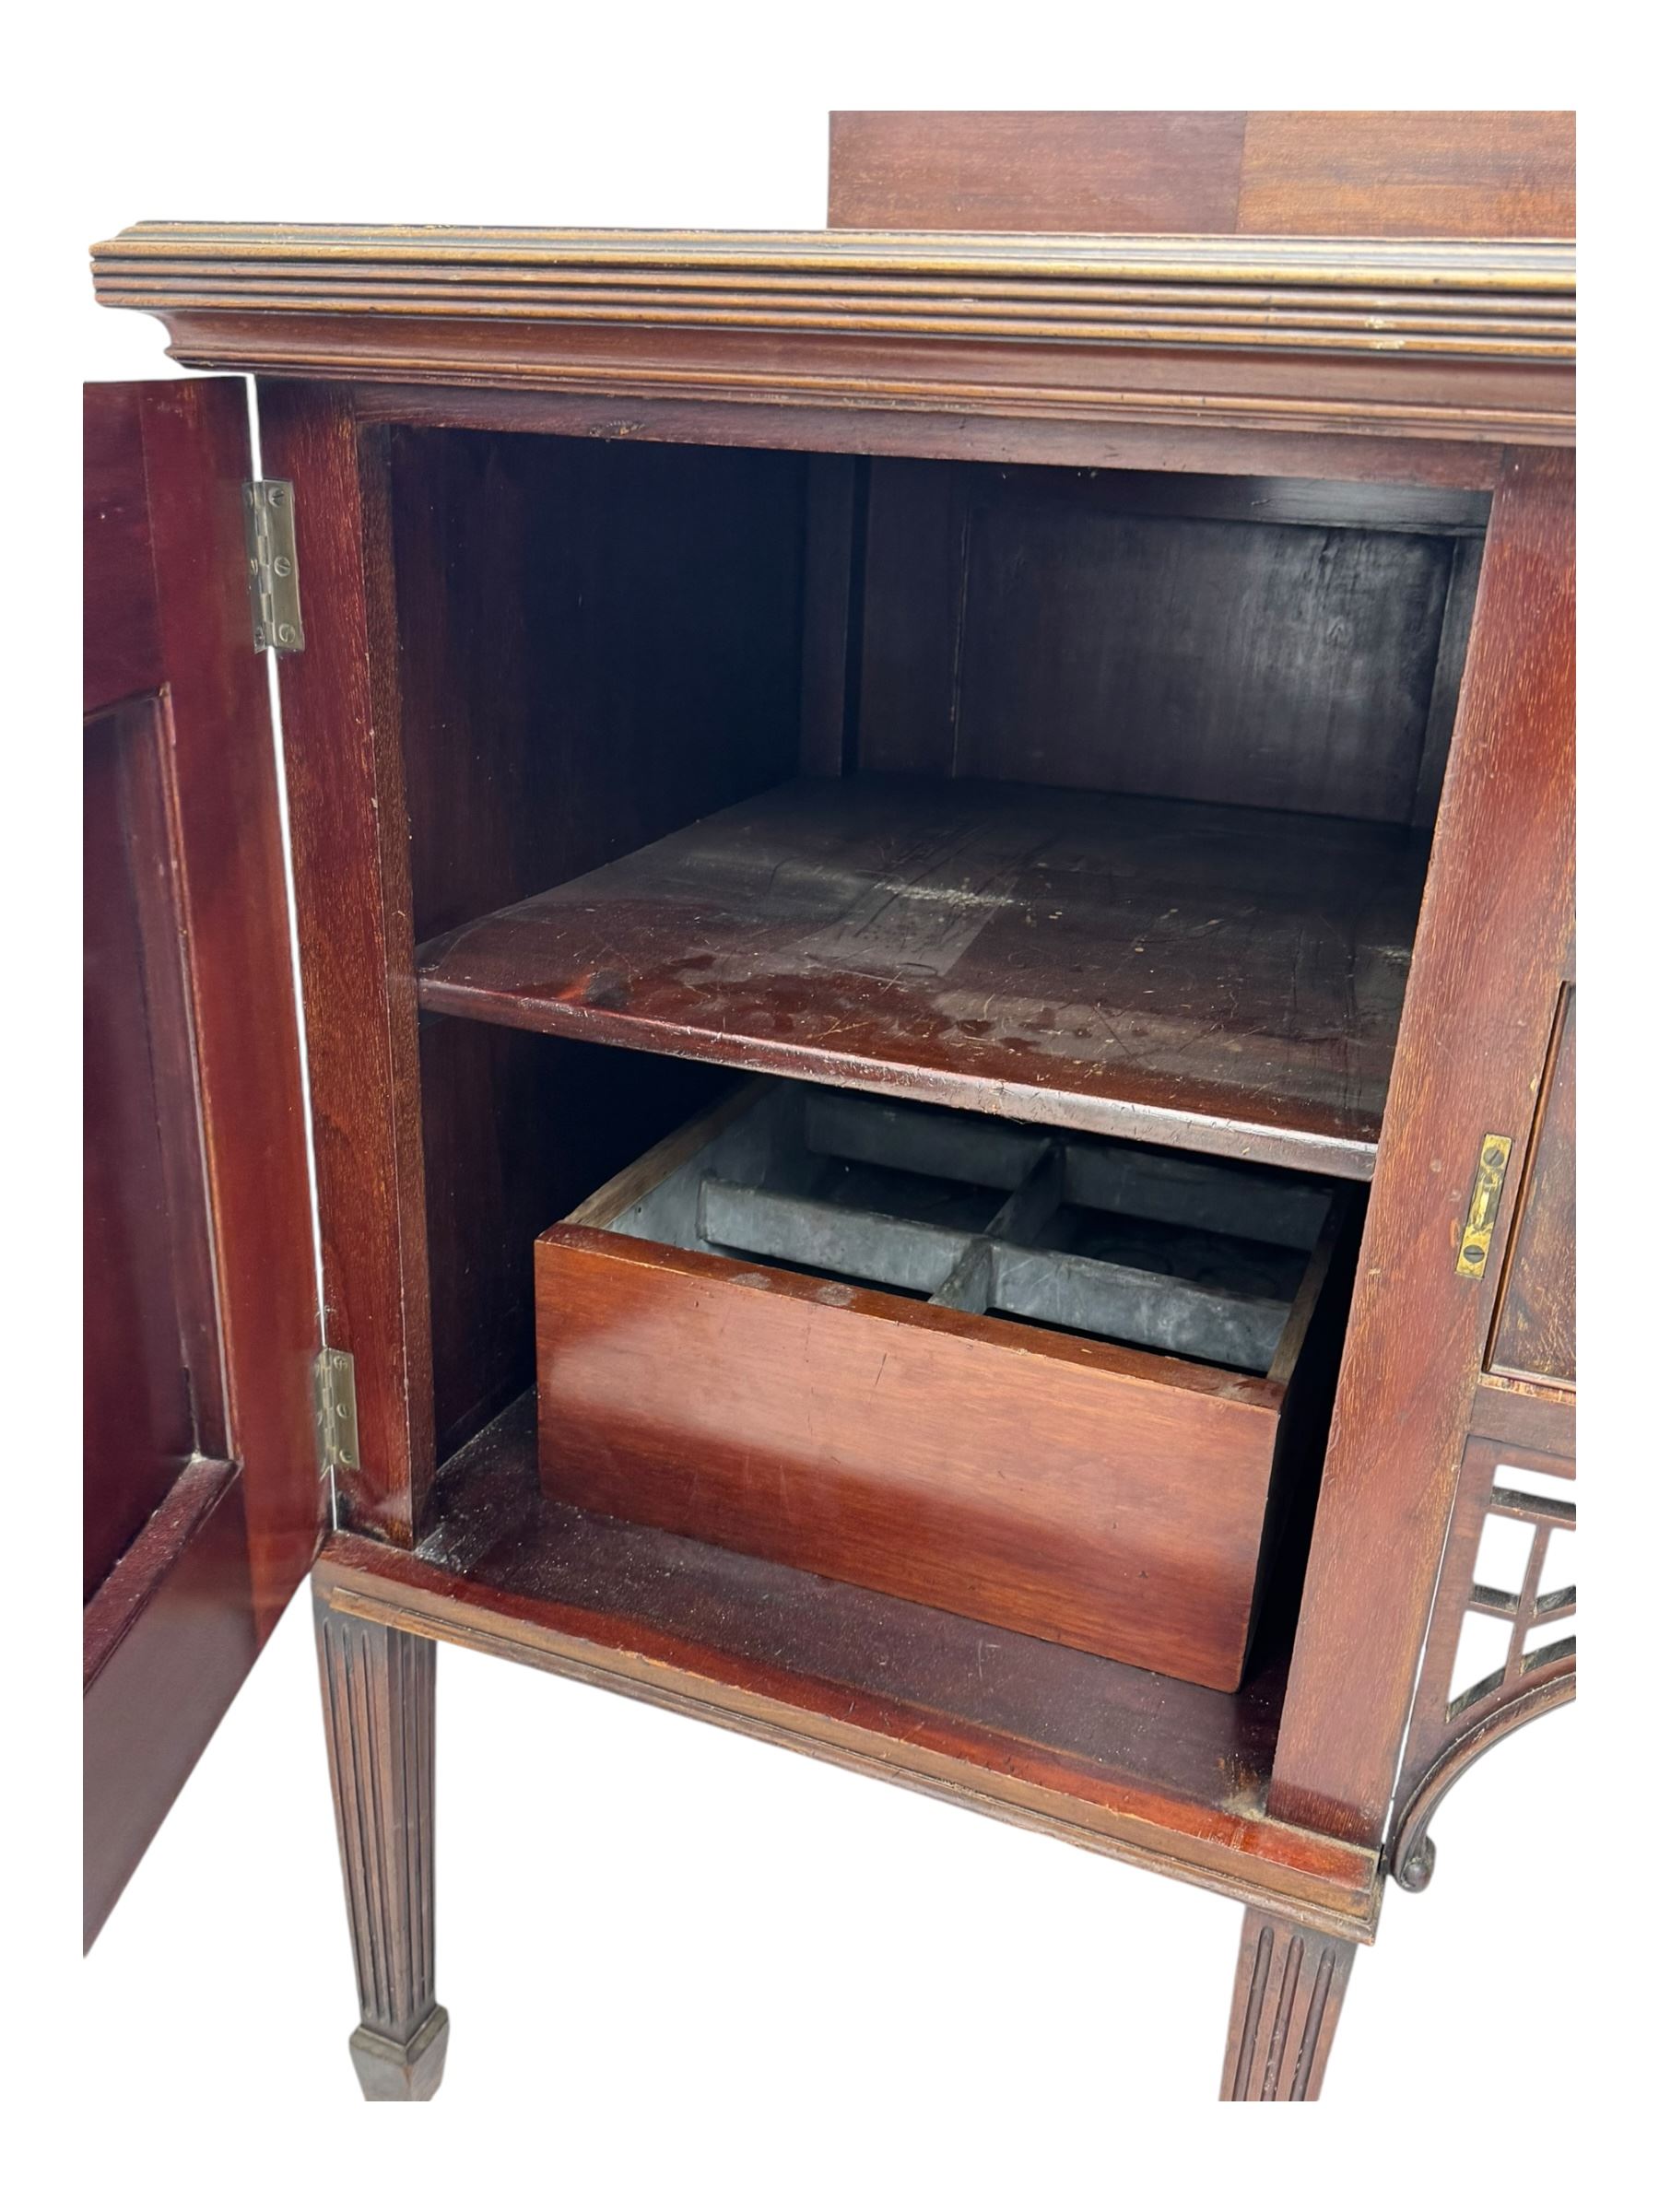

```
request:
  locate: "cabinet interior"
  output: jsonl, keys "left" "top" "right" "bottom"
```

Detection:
{"left": 386, "top": 424, "right": 1487, "bottom": 1737}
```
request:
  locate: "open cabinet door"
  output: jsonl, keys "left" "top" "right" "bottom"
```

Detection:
{"left": 84, "top": 379, "right": 321, "bottom": 1946}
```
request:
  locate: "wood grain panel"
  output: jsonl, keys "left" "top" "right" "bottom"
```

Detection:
{"left": 856, "top": 461, "right": 1461, "bottom": 820}
{"left": 855, "top": 459, "right": 969, "bottom": 775}
{"left": 828, "top": 111, "right": 1573, "bottom": 242}
{"left": 829, "top": 111, "right": 1249, "bottom": 233}
{"left": 955, "top": 509, "right": 1448, "bottom": 815}
{"left": 1239, "top": 112, "right": 1574, "bottom": 240}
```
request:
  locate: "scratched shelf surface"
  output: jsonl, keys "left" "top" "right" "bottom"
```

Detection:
{"left": 415, "top": 775, "right": 1431, "bottom": 1179}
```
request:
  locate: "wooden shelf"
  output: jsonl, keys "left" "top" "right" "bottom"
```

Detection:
{"left": 315, "top": 1396, "right": 1379, "bottom": 1935}
{"left": 416, "top": 777, "right": 1429, "bottom": 1180}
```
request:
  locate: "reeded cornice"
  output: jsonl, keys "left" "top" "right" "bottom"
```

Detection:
{"left": 92, "top": 223, "right": 1575, "bottom": 444}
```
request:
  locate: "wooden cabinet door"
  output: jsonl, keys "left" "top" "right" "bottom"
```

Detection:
{"left": 84, "top": 380, "right": 321, "bottom": 1945}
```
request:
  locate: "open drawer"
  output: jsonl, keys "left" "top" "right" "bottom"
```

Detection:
{"left": 535, "top": 1082, "right": 1351, "bottom": 1692}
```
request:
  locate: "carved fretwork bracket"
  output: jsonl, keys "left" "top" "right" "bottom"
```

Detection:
{"left": 1387, "top": 1433, "right": 1574, "bottom": 1889}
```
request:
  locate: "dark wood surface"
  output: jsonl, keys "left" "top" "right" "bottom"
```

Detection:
{"left": 316, "top": 1394, "right": 1380, "bottom": 1936}
{"left": 1220, "top": 1907, "right": 1356, "bottom": 2100}
{"left": 1269, "top": 447, "right": 1575, "bottom": 1844}
{"left": 91, "top": 224, "right": 1574, "bottom": 455}
{"left": 418, "top": 1025, "right": 724, "bottom": 1465}
{"left": 1488, "top": 985, "right": 1576, "bottom": 1385}
{"left": 82, "top": 380, "right": 319, "bottom": 1942}
{"left": 82, "top": 385, "right": 162, "bottom": 712}
{"left": 830, "top": 111, "right": 1574, "bottom": 241}
{"left": 798, "top": 453, "right": 865, "bottom": 778}
{"left": 84, "top": 695, "right": 212, "bottom": 1594}
{"left": 392, "top": 429, "right": 809, "bottom": 947}
{"left": 351, "top": 378, "right": 1511, "bottom": 497}
{"left": 856, "top": 459, "right": 1474, "bottom": 823}
{"left": 84, "top": 1458, "right": 254, "bottom": 1949}
{"left": 418, "top": 776, "right": 1430, "bottom": 1180}
{"left": 389, "top": 425, "right": 806, "bottom": 1465}
{"left": 536, "top": 1226, "right": 1290, "bottom": 1691}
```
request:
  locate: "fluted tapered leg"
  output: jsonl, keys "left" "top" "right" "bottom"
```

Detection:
{"left": 1220, "top": 1908, "right": 1355, "bottom": 2101}
{"left": 315, "top": 1596, "right": 448, "bottom": 2100}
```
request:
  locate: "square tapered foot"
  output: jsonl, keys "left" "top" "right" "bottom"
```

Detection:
{"left": 348, "top": 2006, "right": 450, "bottom": 2100}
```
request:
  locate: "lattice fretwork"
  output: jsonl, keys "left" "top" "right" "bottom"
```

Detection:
{"left": 1389, "top": 1435, "right": 1575, "bottom": 1889}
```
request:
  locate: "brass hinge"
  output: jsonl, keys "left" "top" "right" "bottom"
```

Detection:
{"left": 312, "top": 1348, "right": 360, "bottom": 1477}
{"left": 242, "top": 479, "right": 305, "bottom": 653}
{"left": 1455, "top": 1134, "right": 1513, "bottom": 1279}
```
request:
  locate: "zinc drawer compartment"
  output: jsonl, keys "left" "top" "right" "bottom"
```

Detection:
{"left": 534, "top": 1082, "right": 1347, "bottom": 1692}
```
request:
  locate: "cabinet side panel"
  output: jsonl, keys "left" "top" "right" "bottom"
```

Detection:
{"left": 1269, "top": 447, "right": 1574, "bottom": 1844}
{"left": 389, "top": 429, "right": 808, "bottom": 1463}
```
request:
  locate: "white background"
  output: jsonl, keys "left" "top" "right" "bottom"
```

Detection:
{"left": 23, "top": 9, "right": 1644, "bottom": 2200}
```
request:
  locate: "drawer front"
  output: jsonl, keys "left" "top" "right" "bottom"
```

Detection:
{"left": 535, "top": 1230, "right": 1285, "bottom": 1691}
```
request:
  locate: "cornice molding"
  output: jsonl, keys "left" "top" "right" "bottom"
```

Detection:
{"left": 91, "top": 224, "right": 1575, "bottom": 444}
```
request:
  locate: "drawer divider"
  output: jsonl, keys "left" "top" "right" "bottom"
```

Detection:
{"left": 695, "top": 1152, "right": 1291, "bottom": 1369}
{"left": 932, "top": 1143, "right": 1064, "bottom": 1315}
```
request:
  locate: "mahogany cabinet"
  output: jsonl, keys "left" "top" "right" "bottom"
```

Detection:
{"left": 83, "top": 110, "right": 1575, "bottom": 2101}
